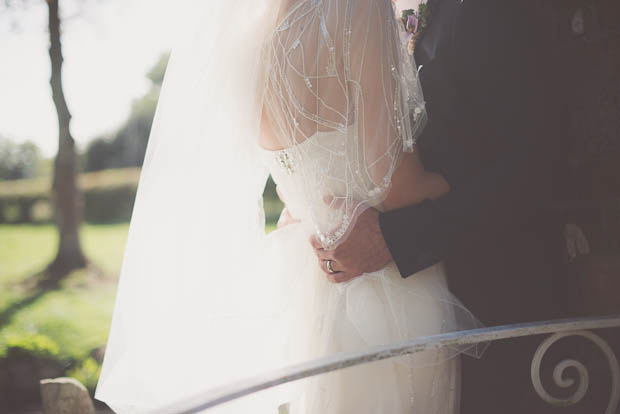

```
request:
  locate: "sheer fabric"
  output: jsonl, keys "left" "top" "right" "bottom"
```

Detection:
{"left": 252, "top": 139, "right": 485, "bottom": 412}
{"left": 262, "top": 0, "right": 426, "bottom": 248}
{"left": 95, "top": 1, "right": 484, "bottom": 413}
{"left": 95, "top": 1, "right": 283, "bottom": 411}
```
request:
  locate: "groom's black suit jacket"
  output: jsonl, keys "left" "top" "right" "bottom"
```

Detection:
{"left": 379, "top": 1, "right": 570, "bottom": 412}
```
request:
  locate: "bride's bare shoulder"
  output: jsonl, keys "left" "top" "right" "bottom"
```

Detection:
{"left": 258, "top": 105, "right": 284, "bottom": 151}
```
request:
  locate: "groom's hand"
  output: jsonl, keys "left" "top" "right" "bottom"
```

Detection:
{"left": 310, "top": 207, "right": 393, "bottom": 283}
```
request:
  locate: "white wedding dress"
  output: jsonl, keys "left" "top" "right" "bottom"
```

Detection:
{"left": 95, "top": 1, "right": 485, "bottom": 413}
{"left": 252, "top": 127, "right": 474, "bottom": 413}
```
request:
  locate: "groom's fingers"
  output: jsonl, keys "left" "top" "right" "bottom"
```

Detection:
{"left": 318, "top": 258, "right": 339, "bottom": 274}
{"left": 309, "top": 235, "right": 335, "bottom": 260}
{"left": 317, "top": 259, "right": 361, "bottom": 283}
{"left": 309, "top": 235, "right": 323, "bottom": 250}
{"left": 313, "top": 247, "right": 334, "bottom": 260}
{"left": 326, "top": 270, "right": 358, "bottom": 283}
{"left": 318, "top": 259, "right": 348, "bottom": 283}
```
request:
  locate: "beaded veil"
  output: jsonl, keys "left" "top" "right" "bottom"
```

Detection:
{"left": 94, "top": 1, "right": 436, "bottom": 412}
{"left": 261, "top": 0, "right": 427, "bottom": 247}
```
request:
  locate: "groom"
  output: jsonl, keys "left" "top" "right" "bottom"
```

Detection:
{"left": 306, "top": 0, "right": 568, "bottom": 412}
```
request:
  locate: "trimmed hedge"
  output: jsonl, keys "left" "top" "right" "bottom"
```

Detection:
{"left": 0, "top": 168, "right": 141, "bottom": 224}
{"left": 0, "top": 168, "right": 284, "bottom": 225}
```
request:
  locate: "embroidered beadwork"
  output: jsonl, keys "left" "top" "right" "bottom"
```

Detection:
{"left": 275, "top": 150, "right": 296, "bottom": 175}
{"left": 262, "top": 0, "right": 426, "bottom": 248}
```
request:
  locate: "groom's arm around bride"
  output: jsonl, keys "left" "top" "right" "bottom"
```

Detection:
{"left": 311, "top": 0, "right": 570, "bottom": 412}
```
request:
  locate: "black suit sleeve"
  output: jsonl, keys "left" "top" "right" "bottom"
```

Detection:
{"left": 379, "top": 134, "right": 552, "bottom": 277}
{"left": 379, "top": 0, "right": 557, "bottom": 278}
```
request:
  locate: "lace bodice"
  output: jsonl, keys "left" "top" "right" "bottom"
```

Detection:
{"left": 260, "top": 119, "right": 387, "bottom": 242}
{"left": 260, "top": 0, "right": 426, "bottom": 247}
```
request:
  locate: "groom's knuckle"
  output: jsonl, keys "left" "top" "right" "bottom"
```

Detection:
{"left": 339, "top": 258, "right": 351, "bottom": 269}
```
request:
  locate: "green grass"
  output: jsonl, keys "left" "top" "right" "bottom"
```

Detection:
{"left": 81, "top": 223, "right": 130, "bottom": 275}
{"left": 0, "top": 224, "right": 57, "bottom": 287}
{"left": 0, "top": 220, "right": 278, "bottom": 393}
{"left": 0, "top": 221, "right": 276, "bottom": 348}
{"left": 1, "top": 283, "right": 116, "bottom": 359}
{"left": 0, "top": 223, "right": 127, "bottom": 282}
{"left": 0, "top": 223, "right": 129, "bottom": 364}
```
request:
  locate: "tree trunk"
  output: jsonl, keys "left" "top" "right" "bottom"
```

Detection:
{"left": 46, "top": 0, "right": 87, "bottom": 278}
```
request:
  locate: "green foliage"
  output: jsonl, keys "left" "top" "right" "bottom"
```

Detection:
{"left": 83, "top": 183, "right": 137, "bottom": 223}
{"left": 83, "top": 137, "right": 114, "bottom": 172}
{"left": 146, "top": 53, "right": 170, "bottom": 87}
{"left": 0, "top": 136, "right": 41, "bottom": 181}
{"left": 85, "top": 53, "right": 169, "bottom": 173}
{"left": 401, "top": 8, "right": 416, "bottom": 20}
{"left": 0, "top": 332, "right": 60, "bottom": 359}
{"left": 0, "top": 202, "right": 279, "bottom": 397}
{"left": 79, "top": 167, "right": 141, "bottom": 223}
{"left": 67, "top": 357, "right": 101, "bottom": 392}
{"left": 0, "top": 223, "right": 129, "bottom": 394}
{"left": 263, "top": 175, "right": 284, "bottom": 225}
{"left": 400, "top": 2, "right": 433, "bottom": 40}
{"left": 6, "top": 288, "right": 113, "bottom": 360}
{"left": 85, "top": 107, "right": 154, "bottom": 172}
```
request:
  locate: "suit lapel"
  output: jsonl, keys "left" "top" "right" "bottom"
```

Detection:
{"left": 413, "top": 0, "right": 460, "bottom": 67}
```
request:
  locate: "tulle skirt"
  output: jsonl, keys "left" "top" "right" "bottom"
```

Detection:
{"left": 96, "top": 220, "right": 482, "bottom": 413}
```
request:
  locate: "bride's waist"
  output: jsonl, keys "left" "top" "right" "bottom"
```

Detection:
{"left": 267, "top": 224, "right": 446, "bottom": 286}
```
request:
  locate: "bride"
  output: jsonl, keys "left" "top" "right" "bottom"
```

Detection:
{"left": 95, "top": 0, "right": 484, "bottom": 412}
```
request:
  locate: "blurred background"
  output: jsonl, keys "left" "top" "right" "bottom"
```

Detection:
{"left": 0, "top": 0, "right": 619, "bottom": 413}
{"left": 0, "top": 0, "right": 285, "bottom": 412}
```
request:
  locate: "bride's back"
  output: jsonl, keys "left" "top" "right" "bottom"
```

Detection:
{"left": 259, "top": 0, "right": 351, "bottom": 151}
{"left": 257, "top": 0, "right": 442, "bottom": 247}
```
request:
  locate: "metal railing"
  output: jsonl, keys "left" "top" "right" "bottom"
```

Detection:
{"left": 159, "top": 315, "right": 620, "bottom": 414}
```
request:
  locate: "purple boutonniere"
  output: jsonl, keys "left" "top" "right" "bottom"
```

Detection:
{"left": 401, "top": 1, "right": 434, "bottom": 56}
